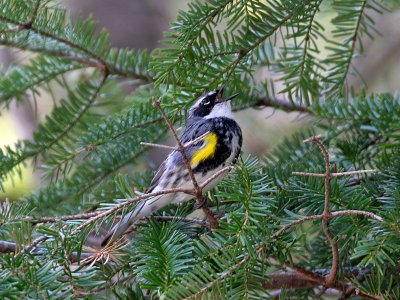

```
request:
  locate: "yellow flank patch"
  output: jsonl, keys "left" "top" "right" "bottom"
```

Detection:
{"left": 190, "top": 132, "right": 218, "bottom": 168}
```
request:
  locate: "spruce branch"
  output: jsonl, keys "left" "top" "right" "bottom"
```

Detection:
{"left": 21, "top": 235, "right": 48, "bottom": 254}
{"left": 287, "top": 135, "right": 380, "bottom": 294}
{"left": 292, "top": 169, "right": 377, "bottom": 177}
{"left": 271, "top": 210, "right": 383, "bottom": 239}
{"left": 0, "top": 1, "right": 396, "bottom": 298}
{"left": 0, "top": 16, "right": 108, "bottom": 73}
{"left": 22, "top": 0, "right": 41, "bottom": 29}
{"left": 0, "top": 56, "right": 82, "bottom": 104}
{"left": 0, "top": 74, "right": 109, "bottom": 188}
{"left": 280, "top": 262, "right": 381, "bottom": 300}
{"left": 24, "top": 212, "right": 100, "bottom": 224}
{"left": 184, "top": 254, "right": 251, "bottom": 300}
{"left": 46, "top": 74, "right": 109, "bottom": 149}
{"left": 255, "top": 95, "right": 308, "bottom": 112}
{"left": 140, "top": 131, "right": 212, "bottom": 152}
{"left": 0, "top": 239, "right": 93, "bottom": 262}
{"left": 152, "top": 215, "right": 209, "bottom": 227}
{"left": 305, "top": 136, "right": 338, "bottom": 287}
{"left": 262, "top": 272, "right": 319, "bottom": 289}
{"left": 205, "top": 9, "right": 295, "bottom": 89}
{"left": 339, "top": 0, "right": 368, "bottom": 91}
{"left": 0, "top": 4, "right": 151, "bottom": 81}
{"left": 73, "top": 187, "right": 194, "bottom": 233}
{"left": 23, "top": 211, "right": 208, "bottom": 227}
{"left": 0, "top": 39, "right": 152, "bottom": 81}
{"left": 3, "top": 0, "right": 41, "bottom": 32}
{"left": 323, "top": 0, "right": 384, "bottom": 97}
{"left": 339, "top": 268, "right": 370, "bottom": 300}
{"left": 297, "top": 0, "right": 323, "bottom": 86}
{"left": 0, "top": 240, "right": 16, "bottom": 253}
{"left": 277, "top": 0, "right": 324, "bottom": 104}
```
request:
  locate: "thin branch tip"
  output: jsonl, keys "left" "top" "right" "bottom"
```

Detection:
{"left": 303, "top": 135, "right": 322, "bottom": 143}
{"left": 152, "top": 97, "right": 162, "bottom": 107}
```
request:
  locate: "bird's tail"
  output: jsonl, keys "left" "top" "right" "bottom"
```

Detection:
{"left": 101, "top": 200, "right": 151, "bottom": 247}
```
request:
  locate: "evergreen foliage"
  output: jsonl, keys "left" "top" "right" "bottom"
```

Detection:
{"left": 0, "top": 0, "right": 399, "bottom": 299}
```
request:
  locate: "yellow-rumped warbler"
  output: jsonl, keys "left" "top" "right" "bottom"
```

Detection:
{"left": 101, "top": 86, "right": 242, "bottom": 246}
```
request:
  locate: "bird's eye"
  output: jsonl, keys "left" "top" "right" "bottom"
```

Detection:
{"left": 202, "top": 99, "right": 211, "bottom": 105}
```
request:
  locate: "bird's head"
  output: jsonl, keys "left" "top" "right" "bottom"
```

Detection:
{"left": 188, "top": 86, "right": 238, "bottom": 121}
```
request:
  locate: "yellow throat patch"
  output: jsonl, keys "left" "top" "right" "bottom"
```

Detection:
{"left": 190, "top": 132, "right": 218, "bottom": 168}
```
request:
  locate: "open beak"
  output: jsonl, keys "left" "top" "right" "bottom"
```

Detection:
{"left": 215, "top": 85, "right": 238, "bottom": 103}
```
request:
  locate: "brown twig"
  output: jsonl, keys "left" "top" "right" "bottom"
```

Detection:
{"left": 288, "top": 135, "right": 380, "bottom": 296}
{"left": 140, "top": 132, "right": 212, "bottom": 152}
{"left": 152, "top": 99, "right": 200, "bottom": 190}
{"left": 0, "top": 239, "right": 93, "bottom": 262}
{"left": 280, "top": 261, "right": 381, "bottom": 300}
{"left": 199, "top": 166, "right": 234, "bottom": 189}
{"left": 316, "top": 286, "right": 328, "bottom": 299}
{"left": 3, "top": 0, "right": 41, "bottom": 32}
{"left": 64, "top": 148, "right": 230, "bottom": 233}
{"left": 152, "top": 98, "right": 220, "bottom": 228}
{"left": 21, "top": 235, "right": 49, "bottom": 254}
{"left": 292, "top": 169, "right": 377, "bottom": 177}
{"left": 0, "top": 240, "right": 17, "bottom": 253}
{"left": 256, "top": 96, "right": 307, "bottom": 112}
{"left": 271, "top": 210, "right": 383, "bottom": 239}
{"left": 0, "top": 237, "right": 384, "bottom": 300}
{"left": 253, "top": 251, "right": 382, "bottom": 300}
{"left": 303, "top": 136, "right": 338, "bottom": 287}
{"left": 140, "top": 142, "right": 177, "bottom": 151}
{"left": 262, "top": 272, "right": 320, "bottom": 289}
{"left": 73, "top": 187, "right": 194, "bottom": 232}
{"left": 339, "top": 268, "right": 370, "bottom": 300}
{"left": 24, "top": 211, "right": 208, "bottom": 228}
{"left": 26, "top": 0, "right": 41, "bottom": 28}
{"left": 153, "top": 215, "right": 209, "bottom": 227}
{"left": 183, "top": 132, "right": 212, "bottom": 148}
{"left": 24, "top": 212, "right": 99, "bottom": 224}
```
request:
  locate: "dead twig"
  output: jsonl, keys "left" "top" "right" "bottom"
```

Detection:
{"left": 153, "top": 215, "right": 209, "bottom": 227}
{"left": 73, "top": 187, "right": 194, "bottom": 232}
{"left": 288, "top": 135, "right": 379, "bottom": 295}
{"left": 339, "top": 268, "right": 370, "bottom": 300}
{"left": 140, "top": 142, "right": 177, "bottom": 151}
{"left": 292, "top": 169, "right": 377, "bottom": 177}
{"left": 256, "top": 96, "right": 307, "bottom": 112}
{"left": 0, "top": 240, "right": 17, "bottom": 253}
{"left": 24, "top": 212, "right": 99, "bottom": 224}
{"left": 140, "top": 132, "right": 211, "bottom": 152}
{"left": 23, "top": 0, "right": 41, "bottom": 29}
{"left": 271, "top": 209, "right": 383, "bottom": 239}
{"left": 21, "top": 235, "right": 49, "bottom": 254}
{"left": 304, "top": 136, "right": 337, "bottom": 287}
{"left": 152, "top": 99, "right": 200, "bottom": 190}
{"left": 199, "top": 166, "right": 234, "bottom": 189}
{"left": 0, "top": 239, "right": 93, "bottom": 262}
{"left": 280, "top": 261, "right": 381, "bottom": 300}
{"left": 152, "top": 98, "right": 220, "bottom": 228}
